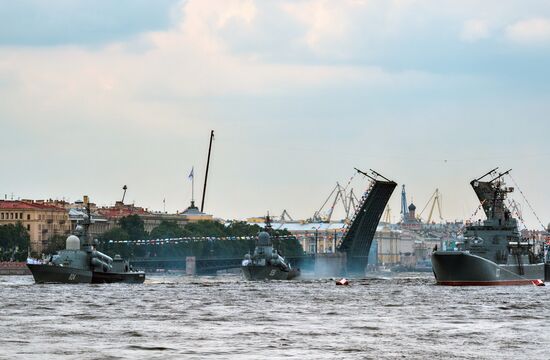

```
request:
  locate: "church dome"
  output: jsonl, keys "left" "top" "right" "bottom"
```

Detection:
{"left": 408, "top": 203, "right": 416, "bottom": 211}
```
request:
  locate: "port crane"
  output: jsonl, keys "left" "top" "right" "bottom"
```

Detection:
{"left": 279, "top": 209, "right": 294, "bottom": 223}
{"left": 312, "top": 182, "right": 360, "bottom": 223}
{"left": 419, "top": 188, "right": 443, "bottom": 223}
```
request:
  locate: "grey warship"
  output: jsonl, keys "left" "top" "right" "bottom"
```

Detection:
{"left": 27, "top": 197, "right": 145, "bottom": 284}
{"left": 432, "top": 169, "right": 546, "bottom": 286}
{"left": 241, "top": 216, "right": 300, "bottom": 281}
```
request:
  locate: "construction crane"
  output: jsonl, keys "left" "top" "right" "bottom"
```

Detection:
{"left": 419, "top": 188, "right": 443, "bottom": 224}
{"left": 400, "top": 185, "right": 409, "bottom": 222}
{"left": 312, "top": 182, "right": 359, "bottom": 223}
{"left": 346, "top": 189, "right": 359, "bottom": 220}
{"left": 279, "top": 209, "right": 294, "bottom": 223}
{"left": 312, "top": 182, "right": 344, "bottom": 222}
{"left": 383, "top": 205, "right": 392, "bottom": 224}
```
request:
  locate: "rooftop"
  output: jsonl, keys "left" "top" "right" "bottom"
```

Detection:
{"left": 0, "top": 200, "right": 65, "bottom": 211}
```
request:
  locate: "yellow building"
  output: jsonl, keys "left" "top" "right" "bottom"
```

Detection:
{"left": 0, "top": 200, "right": 71, "bottom": 253}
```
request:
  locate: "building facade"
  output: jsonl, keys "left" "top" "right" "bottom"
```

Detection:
{"left": 0, "top": 200, "right": 71, "bottom": 253}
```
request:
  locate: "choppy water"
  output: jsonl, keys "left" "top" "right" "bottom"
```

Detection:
{"left": 0, "top": 273, "right": 548, "bottom": 359}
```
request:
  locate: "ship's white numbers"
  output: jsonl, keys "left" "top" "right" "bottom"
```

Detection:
{"left": 68, "top": 273, "right": 77, "bottom": 281}
{"left": 269, "top": 270, "right": 276, "bottom": 277}
{"left": 495, "top": 268, "right": 500, "bottom": 278}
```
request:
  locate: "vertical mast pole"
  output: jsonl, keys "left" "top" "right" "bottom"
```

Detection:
{"left": 201, "top": 130, "right": 214, "bottom": 212}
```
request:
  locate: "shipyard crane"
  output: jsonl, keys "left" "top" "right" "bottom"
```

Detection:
{"left": 279, "top": 209, "right": 294, "bottom": 223}
{"left": 419, "top": 189, "right": 443, "bottom": 223}
{"left": 312, "top": 181, "right": 363, "bottom": 223}
{"left": 312, "top": 182, "right": 346, "bottom": 222}
{"left": 383, "top": 205, "right": 392, "bottom": 224}
{"left": 346, "top": 189, "right": 359, "bottom": 220}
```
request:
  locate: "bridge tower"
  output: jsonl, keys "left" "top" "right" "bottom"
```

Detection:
{"left": 337, "top": 169, "right": 397, "bottom": 275}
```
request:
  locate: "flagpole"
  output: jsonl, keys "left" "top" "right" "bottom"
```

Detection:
{"left": 192, "top": 173, "right": 194, "bottom": 202}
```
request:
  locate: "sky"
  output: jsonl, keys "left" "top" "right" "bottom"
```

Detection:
{"left": 0, "top": 0, "right": 549, "bottom": 228}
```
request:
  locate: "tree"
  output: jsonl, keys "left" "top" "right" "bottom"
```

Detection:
{"left": 0, "top": 223, "right": 30, "bottom": 261}
{"left": 225, "top": 221, "right": 262, "bottom": 236}
{"left": 98, "top": 227, "right": 132, "bottom": 258}
{"left": 118, "top": 215, "right": 146, "bottom": 240}
{"left": 150, "top": 221, "right": 188, "bottom": 239}
{"left": 183, "top": 220, "right": 227, "bottom": 237}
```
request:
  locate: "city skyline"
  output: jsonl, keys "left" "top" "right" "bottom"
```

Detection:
{"left": 1, "top": 0, "right": 549, "bottom": 228}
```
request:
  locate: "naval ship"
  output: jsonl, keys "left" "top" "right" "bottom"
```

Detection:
{"left": 432, "top": 169, "right": 548, "bottom": 286}
{"left": 27, "top": 197, "right": 145, "bottom": 284}
{"left": 241, "top": 215, "right": 300, "bottom": 280}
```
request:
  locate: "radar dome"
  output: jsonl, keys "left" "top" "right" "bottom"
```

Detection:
{"left": 66, "top": 235, "right": 80, "bottom": 250}
{"left": 258, "top": 231, "right": 271, "bottom": 246}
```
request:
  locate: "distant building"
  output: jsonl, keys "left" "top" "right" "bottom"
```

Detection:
{"left": 0, "top": 195, "right": 217, "bottom": 251}
{"left": 0, "top": 200, "right": 71, "bottom": 253}
{"left": 97, "top": 200, "right": 213, "bottom": 234}
{"left": 249, "top": 221, "right": 347, "bottom": 254}
{"left": 97, "top": 201, "right": 150, "bottom": 220}
{"left": 400, "top": 202, "right": 422, "bottom": 230}
{"left": 178, "top": 201, "right": 213, "bottom": 223}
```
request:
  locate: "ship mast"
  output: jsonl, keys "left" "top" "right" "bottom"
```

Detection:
{"left": 470, "top": 168, "right": 513, "bottom": 223}
{"left": 82, "top": 195, "right": 93, "bottom": 247}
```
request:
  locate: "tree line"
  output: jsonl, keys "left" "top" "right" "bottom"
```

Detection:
{"left": 0, "top": 215, "right": 305, "bottom": 261}
{"left": 96, "top": 215, "right": 304, "bottom": 260}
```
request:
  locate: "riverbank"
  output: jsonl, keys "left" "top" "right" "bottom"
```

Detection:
{"left": 0, "top": 262, "right": 31, "bottom": 275}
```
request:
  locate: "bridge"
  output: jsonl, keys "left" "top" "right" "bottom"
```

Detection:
{"left": 130, "top": 255, "right": 315, "bottom": 275}
{"left": 337, "top": 171, "right": 397, "bottom": 274}
{"left": 129, "top": 169, "right": 396, "bottom": 276}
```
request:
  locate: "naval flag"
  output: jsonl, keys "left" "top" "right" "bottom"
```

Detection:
{"left": 188, "top": 167, "right": 194, "bottom": 180}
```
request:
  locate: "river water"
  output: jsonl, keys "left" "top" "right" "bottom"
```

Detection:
{"left": 0, "top": 273, "right": 548, "bottom": 359}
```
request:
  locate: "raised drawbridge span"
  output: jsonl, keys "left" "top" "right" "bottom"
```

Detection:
{"left": 337, "top": 169, "right": 397, "bottom": 274}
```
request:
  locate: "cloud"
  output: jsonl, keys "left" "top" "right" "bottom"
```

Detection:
{"left": 506, "top": 18, "right": 550, "bottom": 44}
{"left": 0, "top": 1, "right": 549, "bottom": 223}
{"left": 0, "top": 0, "right": 179, "bottom": 46}
{"left": 281, "top": 0, "right": 352, "bottom": 56}
{"left": 460, "top": 19, "right": 490, "bottom": 42}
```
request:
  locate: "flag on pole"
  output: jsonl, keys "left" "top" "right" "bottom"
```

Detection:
{"left": 188, "top": 167, "right": 194, "bottom": 180}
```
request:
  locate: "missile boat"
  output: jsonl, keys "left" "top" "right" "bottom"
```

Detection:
{"left": 432, "top": 169, "right": 548, "bottom": 286}
{"left": 27, "top": 197, "right": 145, "bottom": 284}
{"left": 241, "top": 231, "right": 300, "bottom": 281}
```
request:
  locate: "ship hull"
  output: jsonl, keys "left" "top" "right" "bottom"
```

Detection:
{"left": 242, "top": 265, "right": 300, "bottom": 281}
{"left": 27, "top": 264, "right": 93, "bottom": 284}
{"left": 432, "top": 251, "right": 545, "bottom": 286}
{"left": 92, "top": 271, "right": 145, "bottom": 284}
